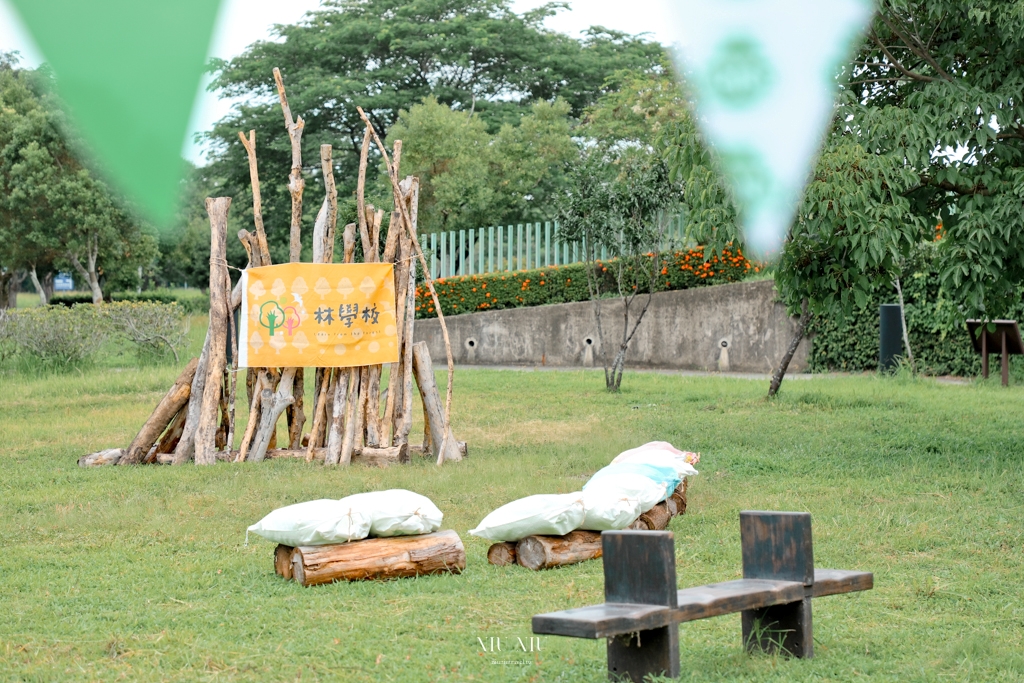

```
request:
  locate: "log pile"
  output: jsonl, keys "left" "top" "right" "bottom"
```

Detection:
{"left": 486, "top": 482, "right": 689, "bottom": 570}
{"left": 274, "top": 530, "right": 466, "bottom": 587}
{"left": 79, "top": 68, "right": 463, "bottom": 469}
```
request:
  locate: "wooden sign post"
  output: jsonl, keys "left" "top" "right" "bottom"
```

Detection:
{"left": 967, "top": 320, "right": 1023, "bottom": 387}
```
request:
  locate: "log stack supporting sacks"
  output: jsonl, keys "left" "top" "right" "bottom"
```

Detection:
{"left": 275, "top": 530, "right": 466, "bottom": 586}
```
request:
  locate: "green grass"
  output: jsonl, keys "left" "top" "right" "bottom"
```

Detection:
{"left": 1, "top": 363, "right": 1023, "bottom": 682}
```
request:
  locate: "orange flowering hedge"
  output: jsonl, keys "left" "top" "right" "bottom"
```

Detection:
{"left": 415, "top": 247, "right": 756, "bottom": 319}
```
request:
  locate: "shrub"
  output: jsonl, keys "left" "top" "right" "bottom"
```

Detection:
{"left": 415, "top": 247, "right": 756, "bottom": 318}
{"left": 0, "top": 309, "right": 14, "bottom": 364}
{"left": 104, "top": 301, "right": 191, "bottom": 363}
{"left": 8, "top": 305, "right": 109, "bottom": 370}
{"left": 50, "top": 289, "right": 211, "bottom": 315}
{"left": 810, "top": 247, "right": 1024, "bottom": 377}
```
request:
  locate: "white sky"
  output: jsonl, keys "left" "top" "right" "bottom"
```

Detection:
{"left": 0, "top": 0, "right": 675, "bottom": 165}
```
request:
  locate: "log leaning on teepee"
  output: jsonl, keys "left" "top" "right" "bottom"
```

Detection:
{"left": 118, "top": 357, "right": 199, "bottom": 465}
{"left": 275, "top": 530, "right": 466, "bottom": 587}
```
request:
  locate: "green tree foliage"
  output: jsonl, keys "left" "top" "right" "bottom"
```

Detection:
{"left": 558, "top": 146, "right": 683, "bottom": 391}
{"left": 661, "top": 0, "right": 1024, "bottom": 385}
{"left": 0, "top": 53, "right": 156, "bottom": 303}
{"left": 386, "top": 96, "right": 575, "bottom": 233}
{"left": 206, "top": 0, "right": 663, "bottom": 253}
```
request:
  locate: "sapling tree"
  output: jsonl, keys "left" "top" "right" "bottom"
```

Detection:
{"left": 558, "top": 146, "right": 682, "bottom": 391}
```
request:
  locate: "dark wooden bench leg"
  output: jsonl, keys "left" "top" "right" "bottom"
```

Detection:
{"left": 742, "top": 597, "right": 813, "bottom": 658}
{"left": 609, "top": 626, "right": 679, "bottom": 682}
{"left": 602, "top": 531, "right": 680, "bottom": 682}
{"left": 740, "top": 511, "right": 815, "bottom": 659}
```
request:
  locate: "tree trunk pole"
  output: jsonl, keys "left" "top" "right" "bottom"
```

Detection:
{"left": 894, "top": 275, "right": 915, "bottom": 373}
{"left": 195, "top": 197, "right": 232, "bottom": 465}
{"left": 768, "top": 299, "right": 811, "bottom": 398}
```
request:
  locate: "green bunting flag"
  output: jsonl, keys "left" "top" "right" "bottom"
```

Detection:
{"left": 668, "top": 0, "right": 874, "bottom": 258}
{"left": 8, "top": 0, "right": 224, "bottom": 226}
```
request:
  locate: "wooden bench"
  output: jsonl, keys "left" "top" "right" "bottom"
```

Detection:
{"left": 532, "top": 511, "right": 872, "bottom": 682}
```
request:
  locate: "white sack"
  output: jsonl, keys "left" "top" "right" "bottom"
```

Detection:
{"left": 582, "top": 473, "right": 668, "bottom": 514}
{"left": 579, "top": 485, "right": 643, "bottom": 531}
{"left": 342, "top": 489, "right": 443, "bottom": 537}
{"left": 469, "top": 493, "right": 586, "bottom": 542}
{"left": 247, "top": 499, "right": 372, "bottom": 546}
{"left": 612, "top": 447, "right": 699, "bottom": 478}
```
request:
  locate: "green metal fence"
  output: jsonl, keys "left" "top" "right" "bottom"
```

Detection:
{"left": 418, "top": 215, "right": 689, "bottom": 279}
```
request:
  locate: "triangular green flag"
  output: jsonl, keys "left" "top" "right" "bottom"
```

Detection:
{"left": 8, "top": 0, "right": 224, "bottom": 226}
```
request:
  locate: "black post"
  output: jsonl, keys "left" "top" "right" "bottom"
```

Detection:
{"left": 603, "top": 531, "right": 679, "bottom": 682}
{"left": 879, "top": 304, "right": 902, "bottom": 373}
{"left": 1002, "top": 330, "right": 1009, "bottom": 387}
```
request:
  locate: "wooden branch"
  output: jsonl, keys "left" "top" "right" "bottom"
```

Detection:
{"left": 79, "top": 448, "right": 125, "bottom": 467}
{"left": 355, "top": 110, "right": 456, "bottom": 466}
{"left": 339, "top": 367, "right": 360, "bottom": 465}
{"left": 236, "top": 371, "right": 267, "bottom": 462}
{"left": 172, "top": 333, "right": 211, "bottom": 465}
{"left": 196, "top": 198, "right": 232, "bottom": 466}
{"left": 323, "top": 368, "right": 351, "bottom": 464}
{"left": 269, "top": 443, "right": 408, "bottom": 467}
{"left": 237, "top": 132, "right": 271, "bottom": 265}
{"left": 288, "top": 530, "right": 465, "bottom": 586}
{"left": 248, "top": 368, "right": 297, "bottom": 462}
{"left": 343, "top": 223, "right": 356, "bottom": 264}
{"left": 356, "top": 126, "right": 372, "bottom": 259}
{"left": 153, "top": 407, "right": 188, "bottom": 459}
{"left": 120, "top": 357, "right": 198, "bottom": 465}
{"left": 305, "top": 367, "right": 332, "bottom": 459}
{"left": 398, "top": 230, "right": 417, "bottom": 447}
{"left": 272, "top": 67, "right": 305, "bottom": 262}
{"left": 320, "top": 144, "right": 338, "bottom": 262}
{"left": 411, "top": 342, "right": 462, "bottom": 463}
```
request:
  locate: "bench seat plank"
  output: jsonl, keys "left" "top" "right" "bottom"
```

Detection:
{"left": 812, "top": 569, "right": 873, "bottom": 597}
{"left": 533, "top": 603, "right": 672, "bottom": 639}
{"left": 674, "top": 579, "right": 805, "bottom": 623}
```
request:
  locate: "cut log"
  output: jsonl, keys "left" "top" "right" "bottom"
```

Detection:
{"left": 637, "top": 501, "right": 673, "bottom": 531}
{"left": 195, "top": 197, "right": 231, "bottom": 466}
{"left": 516, "top": 530, "right": 603, "bottom": 571}
{"left": 323, "top": 369, "right": 351, "bottom": 465}
{"left": 289, "top": 530, "right": 466, "bottom": 587}
{"left": 411, "top": 342, "right": 462, "bottom": 462}
{"left": 487, "top": 542, "right": 518, "bottom": 567}
{"left": 79, "top": 448, "right": 125, "bottom": 467}
{"left": 120, "top": 357, "right": 199, "bottom": 465}
{"left": 275, "top": 545, "right": 294, "bottom": 579}
{"left": 264, "top": 444, "right": 409, "bottom": 467}
{"left": 671, "top": 480, "right": 688, "bottom": 516}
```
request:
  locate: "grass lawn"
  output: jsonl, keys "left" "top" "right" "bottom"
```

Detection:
{"left": 1, "top": 357, "right": 1022, "bottom": 682}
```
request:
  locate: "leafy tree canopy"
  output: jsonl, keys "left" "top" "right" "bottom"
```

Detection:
{"left": 0, "top": 53, "right": 156, "bottom": 302}
{"left": 663, "top": 0, "right": 1024, "bottom": 322}
{"left": 205, "top": 0, "right": 664, "bottom": 253}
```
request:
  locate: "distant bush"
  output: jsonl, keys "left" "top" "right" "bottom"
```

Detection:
{"left": 50, "top": 289, "right": 211, "bottom": 315}
{"left": 0, "top": 309, "right": 14, "bottom": 364}
{"left": 415, "top": 246, "right": 756, "bottom": 318}
{"left": 105, "top": 301, "right": 191, "bottom": 363}
{"left": 8, "top": 305, "right": 109, "bottom": 370}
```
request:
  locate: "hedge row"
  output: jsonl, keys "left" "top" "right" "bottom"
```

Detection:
{"left": 810, "top": 249, "right": 1024, "bottom": 377}
{"left": 51, "top": 290, "right": 210, "bottom": 315}
{"left": 413, "top": 247, "right": 756, "bottom": 319}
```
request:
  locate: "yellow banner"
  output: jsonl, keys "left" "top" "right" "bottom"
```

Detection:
{"left": 238, "top": 263, "right": 399, "bottom": 368}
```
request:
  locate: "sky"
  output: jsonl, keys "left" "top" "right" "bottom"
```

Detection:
{"left": 0, "top": 0, "right": 676, "bottom": 165}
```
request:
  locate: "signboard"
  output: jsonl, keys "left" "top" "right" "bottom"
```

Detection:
{"left": 53, "top": 273, "right": 75, "bottom": 292}
{"left": 239, "top": 263, "right": 399, "bottom": 368}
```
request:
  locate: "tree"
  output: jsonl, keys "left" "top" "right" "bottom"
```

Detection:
{"left": 662, "top": 0, "right": 1024, "bottom": 393}
{"left": 205, "top": 0, "right": 664, "bottom": 255}
{"left": 558, "top": 146, "right": 682, "bottom": 391}
{"left": 386, "top": 96, "right": 576, "bottom": 233}
{"left": 0, "top": 54, "right": 156, "bottom": 304}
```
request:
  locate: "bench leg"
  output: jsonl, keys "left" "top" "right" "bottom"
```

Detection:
{"left": 742, "top": 598, "right": 813, "bottom": 658}
{"left": 607, "top": 625, "right": 680, "bottom": 682}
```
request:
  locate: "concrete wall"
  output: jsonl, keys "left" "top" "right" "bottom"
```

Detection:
{"left": 414, "top": 279, "right": 810, "bottom": 373}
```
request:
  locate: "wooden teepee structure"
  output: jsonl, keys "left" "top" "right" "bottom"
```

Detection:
{"left": 80, "top": 69, "right": 463, "bottom": 469}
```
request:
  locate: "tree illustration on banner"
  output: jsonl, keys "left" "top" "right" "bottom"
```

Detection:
{"left": 7, "top": 0, "right": 224, "bottom": 226}
{"left": 668, "top": 0, "right": 874, "bottom": 258}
